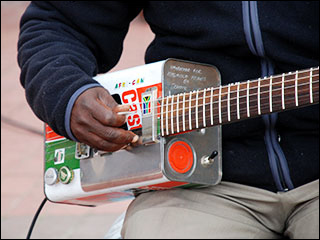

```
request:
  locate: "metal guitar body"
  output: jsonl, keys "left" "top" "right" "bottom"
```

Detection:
{"left": 44, "top": 59, "right": 222, "bottom": 206}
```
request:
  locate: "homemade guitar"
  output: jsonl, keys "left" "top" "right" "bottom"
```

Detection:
{"left": 44, "top": 59, "right": 319, "bottom": 206}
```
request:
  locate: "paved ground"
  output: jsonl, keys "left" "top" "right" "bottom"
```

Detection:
{"left": 1, "top": 2, "right": 154, "bottom": 238}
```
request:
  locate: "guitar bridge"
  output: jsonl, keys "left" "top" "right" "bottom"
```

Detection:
{"left": 141, "top": 87, "right": 159, "bottom": 145}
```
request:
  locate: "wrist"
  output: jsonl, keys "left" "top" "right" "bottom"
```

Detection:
{"left": 64, "top": 83, "right": 102, "bottom": 142}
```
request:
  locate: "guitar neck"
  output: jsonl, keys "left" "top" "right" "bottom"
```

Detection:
{"left": 160, "top": 67, "right": 319, "bottom": 136}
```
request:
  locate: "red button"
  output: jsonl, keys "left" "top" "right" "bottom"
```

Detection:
{"left": 168, "top": 141, "right": 194, "bottom": 174}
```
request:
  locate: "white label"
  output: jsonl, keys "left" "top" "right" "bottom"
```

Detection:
{"left": 54, "top": 148, "right": 65, "bottom": 164}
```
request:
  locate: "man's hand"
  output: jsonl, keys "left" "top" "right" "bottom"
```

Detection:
{"left": 70, "top": 87, "right": 139, "bottom": 152}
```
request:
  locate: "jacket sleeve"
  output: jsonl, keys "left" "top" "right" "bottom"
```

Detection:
{"left": 18, "top": 1, "right": 143, "bottom": 140}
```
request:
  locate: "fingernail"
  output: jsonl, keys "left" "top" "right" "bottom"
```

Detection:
{"left": 114, "top": 104, "right": 130, "bottom": 113}
{"left": 131, "top": 135, "right": 139, "bottom": 143}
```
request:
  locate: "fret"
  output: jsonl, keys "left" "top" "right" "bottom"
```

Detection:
{"left": 166, "top": 96, "right": 170, "bottom": 135}
{"left": 227, "top": 84, "right": 231, "bottom": 121}
{"left": 237, "top": 81, "right": 247, "bottom": 120}
{"left": 236, "top": 82, "right": 240, "bottom": 119}
{"left": 182, "top": 92, "right": 186, "bottom": 132}
{"left": 246, "top": 80, "right": 250, "bottom": 117}
{"left": 295, "top": 70, "right": 299, "bottom": 106}
{"left": 259, "top": 76, "right": 271, "bottom": 116}
{"left": 257, "top": 78, "right": 261, "bottom": 115}
{"left": 266, "top": 75, "right": 284, "bottom": 114}
{"left": 195, "top": 90, "right": 199, "bottom": 128}
{"left": 219, "top": 85, "right": 222, "bottom": 123}
{"left": 171, "top": 95, "right": 174, "bottom": 134}
{"left": 189, "top": 91, "right": 192, "bottom": 130}
{"left": 161, "top": 96, "right": 164, "bottom": 136}
{"left": 310, "top": 68, "right": 313, "bottom": 103}
{"left": 282, "top": 73, "right": 285, "bottom": 109}
{"left": 176, "top": 94, "right": 180, "bottom": 133}
{"left": 270, "top": 75, "right": 282, "bottom": 113}
{"left": 284, "top": 71, "right": 298, "bottom": 113}
{"left": 203, "top": 89, "right": 206, "bottom": 127}
{"left": 210, "top": 87, "right": 214, "bottom": 125}
{"left": 228, "top": 83, "right": 238, "bottom": 122}
{"left": 269, "top": 76, "right": 273, "bottom": 112}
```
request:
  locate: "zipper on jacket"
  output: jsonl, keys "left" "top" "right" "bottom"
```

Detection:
{"left": 262, "top": 114, "right": 289, "bottom": 191}
{"left": 242, "top": 1, "right": 294, "bottom": 192}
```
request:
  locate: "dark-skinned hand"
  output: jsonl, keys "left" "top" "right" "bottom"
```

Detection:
{"left": 70, "top": 87, "right": 139, "bottom": 152}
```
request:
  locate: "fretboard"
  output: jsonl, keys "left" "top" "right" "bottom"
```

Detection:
{"left": 160, "top": 67, "right": 319, "bottom": 136}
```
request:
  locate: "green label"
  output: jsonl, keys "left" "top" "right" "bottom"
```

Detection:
{"left": 45, "top": 139, "right": 79, "bottom": 171}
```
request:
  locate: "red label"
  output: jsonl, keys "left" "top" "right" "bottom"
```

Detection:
{"left": 121, "top": 83, "right": 162, "bottom": 130}
{"left": 122, "top": 89, "right": 142, "bottom": 130}
{"left": 45, "top": 124, "right": 65, "bottom": 142}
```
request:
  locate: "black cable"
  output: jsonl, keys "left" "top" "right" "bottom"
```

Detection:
{"left": 26, "top": 197, "right": 48, "bottom": 239}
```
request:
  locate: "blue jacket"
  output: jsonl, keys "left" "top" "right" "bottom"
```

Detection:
{"left": 18, "top": 1, "right": 319, "bottom": 192}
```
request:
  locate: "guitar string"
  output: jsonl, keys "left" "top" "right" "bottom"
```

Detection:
{"left": 171, "top": 92, "right": 319, "bottom": 124}
{"left": 157, "top": 79, "right": 319, "bottom": 116}
{"left": 161, "top": 95, "right": 319, "bottom": 135}
{"left": 115, "top": 73, "right": 318, "bottom": 112}
{"left": 44, "top": 73, "right": 318, "bottom": 138}
{"left": 44, "top": 69, "right": 319, "bottom": 138}
{"left": 45, "top": 79, "right": 319, "bottom": 142}
{"left": 45, "top": 91, "right": 319, "bottom": 156}
{"left": 45, "top": 88, "right": 319, "bottom": 153}
{"left": 116, "top": 66, "right": 318, "bottom": 104}
{"left": 45, "top": 69, "right": 319, "bottom": 154}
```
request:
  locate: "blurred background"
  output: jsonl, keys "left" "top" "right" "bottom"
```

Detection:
{"left": 1, "top": 1, "right": 154, "bottom": 238}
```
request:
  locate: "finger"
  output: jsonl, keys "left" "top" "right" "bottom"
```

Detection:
{"left": 113, "top": 104, "right": 131, "bottom": 114}
{"left": 129, "top": 136, "right": 143, "bottom": 147}
{"left": 91, "top": 99, "right": 127, "bottom": 127}
{"left": 78, "top": 131, "right": 127, "bottom": 152}
{"left": 86, "top": 116, "right": 139, "bottom": 144}
{"left": 71, "top": 109, "right": 139, "bottom": 146}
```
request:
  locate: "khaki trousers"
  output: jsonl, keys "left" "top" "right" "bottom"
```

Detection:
{"left": 121, "top": 180, "right": 319, "bottom": 239}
